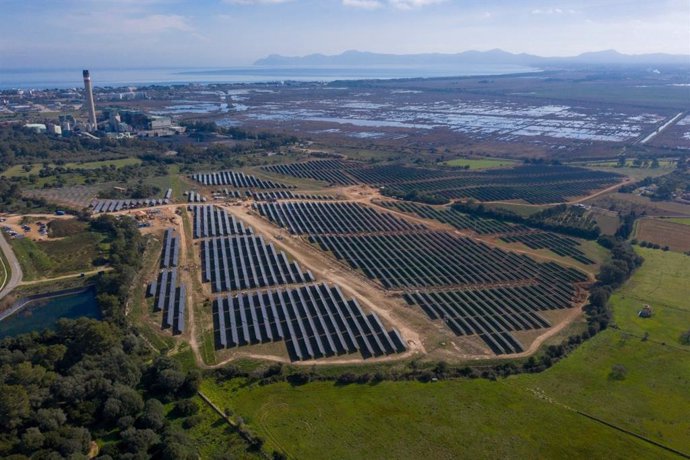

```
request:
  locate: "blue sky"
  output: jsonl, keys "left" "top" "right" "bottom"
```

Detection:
{"left": 0, "top": 0, "right": 688, "bottom": 68}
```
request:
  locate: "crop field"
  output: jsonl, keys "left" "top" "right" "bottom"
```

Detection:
{"left": 667, "top": 217, "right": 690, "bottom": 226}
{"left": 213, "top": 283, "right": 406, "bottom": 361}
{"left": 254, "top": 200, "right": 588, "bottom": 354}
{"left": 201, "top": 235, "right": 314, "bottom": 292}
{"left": 201, "top": 248, "right": 689, "bottom": 459}
{"left": 190, "top": 170, "right": 291, "bottom": 189}
{"left": 634, "top": 218, "right": 690, "bottom": 252}
{"left": 191, "top": 205, "right": 253, "bottom": 238}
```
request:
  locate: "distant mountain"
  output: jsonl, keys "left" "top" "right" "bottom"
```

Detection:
{"left": 255, "top": 49, "right": 690, "bottom": 67}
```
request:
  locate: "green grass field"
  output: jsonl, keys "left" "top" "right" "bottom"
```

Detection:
{"left": 201, "top": 248, "right": 689, "bottom": 459}
{"left": 10, "top": 232, "right": 105, "bottom": 281}
{"left": 445, "top": 158, "right": 517, "bottom": 169}
{"left": 666, "top": 217, "right": 690, "bottom": 226}
{"left": 1, "top": 158, "right": 141, "bottom": 178}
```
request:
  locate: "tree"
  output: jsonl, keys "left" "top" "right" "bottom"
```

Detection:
{"left": 0, "top": 385, "right": 30, "bottom": 429}
{"left": 609, "top": 364, "right": 628, "bottom": 380}
{"left": 680, "top": 330, "right": 690, "bottom": 346}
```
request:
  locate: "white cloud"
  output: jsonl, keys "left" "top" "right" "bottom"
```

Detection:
{"left": 531, "top": 7, "right": 576, "bottom": 15}
{"left": 343, "top": 0, "right": 383, "bottom": 9}
{"left": 223, "top": 0, "right": 291, "bottom": 4}
{"left": 388, "top": 0, "right": 446, "bottom": 9}
{"left": 343, "top": 0, "right": 445, "bottom": 9}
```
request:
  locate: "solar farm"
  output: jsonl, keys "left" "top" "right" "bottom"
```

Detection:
{"left": 378, "top": 200, "right": 595, "bottom": 265}
{"left": 261, "top": 160, "right": 623, "bottom": 204}
{"left": 188, "top": 203, "right": 408, "bottom": 361}
{"left": 249, "top": 200, "right": 589, "bottom": 354}
{"left": 125, "top": 160, "right": 615, "bottom": 362}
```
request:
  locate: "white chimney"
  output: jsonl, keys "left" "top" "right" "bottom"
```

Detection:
{"left": 82, "top": 70, "right": 97, "bottom": 132}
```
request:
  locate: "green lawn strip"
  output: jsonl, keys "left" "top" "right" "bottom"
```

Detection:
{"left": 1, "top": 158, "right": 141, "bottom": 177}
{"left": 201, "top": 377, "right": 673, "bottom": 460}
{"left": 665, "top": 217, "right": 690, "bottom": 226}
{"left": 445, "top": 158, "right": 518, "bottom": 169}
{"left": 609, "top": 248, "right": 690, "bottom": 344}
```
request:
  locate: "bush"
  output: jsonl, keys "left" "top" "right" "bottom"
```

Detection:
{"left": 173, "top": 399, "right": 199, "bottom": 417}
{"left": 182, "top": 415, "right": 203, "bottom": 429}
{"left": 609, "top": 364, "right": 628, "bottom": 380}
{"left": 680, "top": 330, "right": 690, "bottom": 346}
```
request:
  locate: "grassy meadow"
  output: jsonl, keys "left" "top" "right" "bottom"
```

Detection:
{"left": 200, "top": 247, "right": 690, "bottom": 459}
{"left": 445, "top": 158, "right": 518, "bottom": 169}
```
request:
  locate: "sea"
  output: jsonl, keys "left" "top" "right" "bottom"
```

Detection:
{"left": 0, "top": 65, "right": 540, "bottom": 90}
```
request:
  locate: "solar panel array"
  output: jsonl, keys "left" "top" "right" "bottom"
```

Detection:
{"left": 405, "top": 282, "right": 574, "bottom": 354}
{"left": 189, "top": 203, "right": 406, "bottom": 361}
{"left": 149, "top": 268, "right": 186, "bottom": 335}
{"left": 187, "top": 191, "right": 206, "bottom": 203}
{"left": 257, "top": 199, "right": 588, "bottom": 355}
{"left": 201, "top": 235, "right": 314, "bottom": 292}
{"left": 262, "top": 161, "right": 621, "bottom": 204}
{"left": 214, "top": 283, "right": 406, "bottom": 360}
{"left": 190, "top": 205, "right": 253, "bottom": 239}
{"left": 160, "top": 228, "right": 180, "bottom": 268}
{"left": 377, "top": 200, "right": 594, "bottom": 265}
{"left": 190, "top": 170, "right": 291, "bottom": 189}
{"left": 500, "top": 232, "right": 595, "bottom": 265}
{"left": 248, "top": 191, "right": 336, "bottom": 201}
{"left": 91, "top": 198, "right": 169, "bottom": 213}
{"left": 261, "top": 160, "right": 360, "bottom": 185}
{"left": 254, "top": 201, "right": 423, "bottom": 235}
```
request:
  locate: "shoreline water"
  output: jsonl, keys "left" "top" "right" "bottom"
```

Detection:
{"left": 0, "top": 65, "right": 541, "bottom": 91}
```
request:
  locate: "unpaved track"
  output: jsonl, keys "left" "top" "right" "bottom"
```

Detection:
{"left": 0, "top": 232, "right": 22, "bottom": 301}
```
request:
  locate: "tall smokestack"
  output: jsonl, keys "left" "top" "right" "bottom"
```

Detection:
{"left": 82, "top": 70, "right": 97, "bottom": 132}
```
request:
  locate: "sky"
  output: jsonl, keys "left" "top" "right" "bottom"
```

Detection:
{"left": 0, "top": 0, "right": 688, "bottom": 69}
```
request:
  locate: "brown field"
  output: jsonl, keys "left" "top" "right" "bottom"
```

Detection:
{"left": 634, "top": 218, "right": 690, "bottom": 252}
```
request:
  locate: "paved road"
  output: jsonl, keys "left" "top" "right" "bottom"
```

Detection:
{"left": 0, "top": 232, "right": 23, "bottom": 301}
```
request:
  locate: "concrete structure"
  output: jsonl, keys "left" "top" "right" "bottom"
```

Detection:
{"left": 82, "top": 70, "right": 98, "bottom": 132}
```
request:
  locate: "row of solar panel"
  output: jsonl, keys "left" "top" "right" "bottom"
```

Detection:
{"left": 213, "top": 283, "right": 406, "bottom": 361}
{"left": 190, "top": 170, "right": 291, "bottom": 189}
{"left": 160, "top": 228, "right": 180, "bottom": 269}
{"left": 190, "top": 205, "right": 253, "bottom": 239}
{"left": 201, "top": 235, "right": 314, "bottom": 292}
{"left": 91, "top": 198, "right": 169, "bottom": 213}
{"left": 148, "top": 268, "right": 185, "bottom": 335}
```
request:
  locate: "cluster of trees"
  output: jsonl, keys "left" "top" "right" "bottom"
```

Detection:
{"left": 619, "top": 170, "right": 689, "bottom": 201}
{"left": 585, "top": 236, "right": 644, "bottom": 334}
{"left": 452, "top": 201, "right": 601, "bottom": 239}
{"left": 90, "top": 215, "right": 146, "bottom": 323}
{"left": 633, "top": 240, "right": 670, "bottom": 251}
{"left": 380, "top": 188, "right": 450, "bottom": 205}
{"left": 0, "top": 320, "right": 202, "bottom": 459}
{"left": 0, "top": 178, "right": 55, "bottom": 214}
{"left": 0, "top": 125, "right": 163, "bottom": 173}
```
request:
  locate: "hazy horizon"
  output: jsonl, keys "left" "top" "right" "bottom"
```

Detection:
{"left": 1, "top": 0, "right": 688, "bottom": 69}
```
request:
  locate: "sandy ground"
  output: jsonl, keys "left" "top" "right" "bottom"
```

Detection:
{"left": 0, "top": 214, "right": 76, "bottom": 241}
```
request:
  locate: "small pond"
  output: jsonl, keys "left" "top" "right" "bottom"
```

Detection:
{"left": 0, "top": 288, "right": 100, "bottom": 339}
